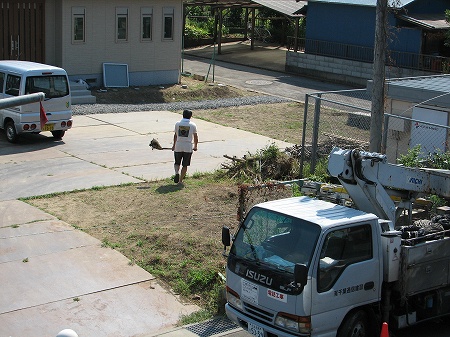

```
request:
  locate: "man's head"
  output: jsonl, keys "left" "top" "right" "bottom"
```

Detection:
{"left": 183, "top": 109, "right": 193, "bottom": 119}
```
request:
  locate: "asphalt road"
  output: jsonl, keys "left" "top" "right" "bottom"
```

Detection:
{"left": 182, "top": 55, "right": 352, "bottom": 102}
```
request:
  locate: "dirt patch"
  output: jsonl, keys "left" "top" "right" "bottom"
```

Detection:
{"left": 91, "top": 76, "right": 257, "bottom": 104}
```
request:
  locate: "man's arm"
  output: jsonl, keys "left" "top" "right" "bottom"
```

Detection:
{"left": 172, "top": 133, "right": 177, "bottom": 151}
{"left": 193, "top": 133, "right": 198, "bottom": 151}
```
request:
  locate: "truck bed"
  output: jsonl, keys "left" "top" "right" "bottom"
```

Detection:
{"left": 397, "top": 235, "right": 450, "bottom": 296}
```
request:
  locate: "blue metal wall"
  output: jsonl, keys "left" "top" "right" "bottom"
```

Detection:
{"left": 305, "top": 2, "right": 376, "bottom": 47}
{"left": 304, "top": 0, "right": 435, "bottom": 64}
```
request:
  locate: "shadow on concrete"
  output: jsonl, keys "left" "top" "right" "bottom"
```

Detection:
{"left": 0, "top": 130, "right": 65, "bottom": 155}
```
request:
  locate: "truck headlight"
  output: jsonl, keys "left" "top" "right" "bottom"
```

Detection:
{"left": 226, "top": 286, "right": 243, "bottom": 310}
{"left": 275, "top": 313, "right": 311, "bottom": 334}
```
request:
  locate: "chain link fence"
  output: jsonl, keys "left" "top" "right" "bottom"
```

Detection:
{"left": 300, "top": 89, "right": 372, "bottom": 174}
{"left": 383, "top": 113, "right": 450, "bottom": 162}
{"left": 300, "top": 89, "right": 450, "bottom": 173}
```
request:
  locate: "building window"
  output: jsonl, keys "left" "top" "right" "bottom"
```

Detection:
{"left": 116, "top": 7, "right": 128, "bottom": 42}
{"left": 72, "top": 7, "right": 85, "bottom": 43}
{"left": 163, "top": 7, "right": 174, "bottom": 40}
{"left": 141, "top": 7, "right": 153, "bottom": 41}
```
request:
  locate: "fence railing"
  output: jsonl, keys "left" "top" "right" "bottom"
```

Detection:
{"left": 287, "top": 36, "right": 450, "bottom": 73}
{"left": 301, "top": 90, "right": 450, "bottom": 174}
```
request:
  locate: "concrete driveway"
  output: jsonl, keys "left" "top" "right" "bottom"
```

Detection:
{"left": 0, "top": 110, "right": 291, "bottom": 201}
{"left": 0, "top": 109, "right": 292, "bottom": 337}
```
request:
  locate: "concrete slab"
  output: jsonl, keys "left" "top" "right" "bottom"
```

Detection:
{"left": 0, "top": 156, "right": 143, "bottom": 200}
{"left": 0, "top": 200, "right": 55, "bottom": 227}
{"left": 0, "top": 280, "right": 198, "bottom": 337}
{"left": 1, "top": 243, "right": 153, "bottom": 313}
{"left": 0, "top": 199, "right": 199, "bottom": 337}
{"left": 0, "top": 220, "right": 99, "bottom": 263}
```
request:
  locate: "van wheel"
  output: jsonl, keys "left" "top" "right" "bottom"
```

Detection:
{"left": 338, "top": 310, "right": 371, "bottom": 337}
{"left": 51, "top": 130, "right": 65, "bottom": 139}
{"left": 5, "top": 121, "right": 18, "bottom": 143}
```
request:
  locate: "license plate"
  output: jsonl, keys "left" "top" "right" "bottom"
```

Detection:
{"left": 248, "top": 322, "right": 264, "bottom": 337}
{"left": 42, "top": 123, "right": 54, "bottom": 131}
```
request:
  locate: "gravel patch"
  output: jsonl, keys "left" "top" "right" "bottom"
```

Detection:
{"left": 72, "top": 95, "right": 290, "bottom": 115}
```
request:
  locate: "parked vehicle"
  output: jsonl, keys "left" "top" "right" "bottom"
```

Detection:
{"left": 0, "top": 61, "right": 72, "bottom": 143}
{"left": 222, "top": 147, "right": 450, "bottom": 337}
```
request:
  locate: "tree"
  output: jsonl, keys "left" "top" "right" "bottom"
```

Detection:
{"left": 445, "top": 10, "right": 450, "bottom": 47}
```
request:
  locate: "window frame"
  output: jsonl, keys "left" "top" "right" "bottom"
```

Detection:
{"left": 162, "top": 7, "right": 174, "bottom": 41}
{"left": 72, "top": 7, "right": 86, "bottom": 44}
{"left": 116, "top": 7, "right": 129, "bottom": 42}
{"left": 141, "top": 7, "right": 153, "bottom": 42}
{"left": 0, "top": 72, "right": 5, "bottom": 93}
{"left": 5, "top": 74, "right": 21, "bottom": 96}
{"left": 317, "top": 224, "right": 373, "bottom": 293}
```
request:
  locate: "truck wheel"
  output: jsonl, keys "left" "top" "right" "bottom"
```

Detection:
{"left": 5, "top": 121, "right": 18, "bottom": 143}
{"left": 51, "top": 130, "right": 65, "bottom": 139}
{"left": 338, "top": 310, "right": 370, "bottom": 337}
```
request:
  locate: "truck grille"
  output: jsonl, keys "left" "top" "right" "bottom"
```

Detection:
{"left": 244, "top": 302, "right": 274, "bottom": 322}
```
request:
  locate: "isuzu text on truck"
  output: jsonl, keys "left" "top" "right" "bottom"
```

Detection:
{"left": 222, "top": 148, "right": 450, "bottom": 337}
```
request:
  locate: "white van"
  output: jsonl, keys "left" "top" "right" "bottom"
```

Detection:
{"left": 0, "top": 61, "right": 72, "bottom": 143}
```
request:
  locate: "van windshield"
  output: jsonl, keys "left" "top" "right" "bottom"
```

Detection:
{"left": 230, "top": 207, "right": 321, "bottom": 273}
{"left": 25, "top": 75, "right": 69, "bottom": 99}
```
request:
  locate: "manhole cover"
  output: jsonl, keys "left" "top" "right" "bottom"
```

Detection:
{"left": 245, "top": 79, "right": 273, "bottom": 85}
{"left": 185, "top": 317, "right": 238, "bottom": 337}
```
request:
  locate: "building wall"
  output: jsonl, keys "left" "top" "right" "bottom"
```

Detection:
{"left": 384, "top": 99, "right": 450, "bottom": 163}
{"left": 46, "top": 0, "right": 182, "bottom": 86}
{"left": 285, "top": 51, "right": 433, "bottom": 87}
{"left": 305, "top": 0, "right": 429, "bottom": 57}
{"left": 305, "top": 2, "right": 376, "bottom": 47}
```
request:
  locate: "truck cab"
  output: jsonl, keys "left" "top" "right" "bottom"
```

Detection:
{"left": 223, "top": 196, "right": 384, "bottom": 337}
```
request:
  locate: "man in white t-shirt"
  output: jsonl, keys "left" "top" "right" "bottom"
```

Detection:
{"left": 172, "top": 109, "right": 198, "bottom": 184}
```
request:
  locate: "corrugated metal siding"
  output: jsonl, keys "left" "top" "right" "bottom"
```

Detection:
{"left": 305, "top": 1, "right": 376, "bottom": 46}
{"left": 385, "top": 75, "right": 450, "bottom": 107}
{"left": 252, "top": 0, "right": 307, "bottom": 16}
{"left": 307, "top": 0, "right": 414, "bottom": 7}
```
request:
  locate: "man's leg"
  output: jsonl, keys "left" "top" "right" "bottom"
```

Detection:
{"left": 179, "top": 152, "right": 193, "bottom": 183}
{"left": 180, "top": 166, "right": 188, "bottom": 183}
{"left": 174, "top": 153, "right": 182, "bottom": 183}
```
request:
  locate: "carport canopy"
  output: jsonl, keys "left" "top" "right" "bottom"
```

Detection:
{"left": 183, "top": 0, "right": 307, "bottom": 52}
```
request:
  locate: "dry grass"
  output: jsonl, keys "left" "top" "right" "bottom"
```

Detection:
{"left": 25, "top": 77, "right": 370, "bottom": 322}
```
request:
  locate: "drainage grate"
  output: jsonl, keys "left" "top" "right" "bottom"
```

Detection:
{"left": 185, "top": 316, "right": 239, "bottom": 337}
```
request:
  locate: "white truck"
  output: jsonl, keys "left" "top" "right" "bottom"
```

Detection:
{"left": 222, "top": 147, "right": 450, "bottom": 337}
{"left": 0, "top": 61, "right": 72, "bottom": 143}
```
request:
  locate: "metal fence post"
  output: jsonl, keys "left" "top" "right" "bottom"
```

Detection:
{"left": 300, "top": 94, "right": 309, "bottom": 178}
{"left": 382, "top": 114, "right": 389, "bottom": 154}
{"left": 311, "top": 93, "right": 322, "bottom": 174}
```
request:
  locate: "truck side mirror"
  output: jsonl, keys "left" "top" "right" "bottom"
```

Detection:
{"left": 294, "top": 263, "right": 308, "bottom": 290}
{"left": 222, "top": 226, "right": 231, "bottom": 255}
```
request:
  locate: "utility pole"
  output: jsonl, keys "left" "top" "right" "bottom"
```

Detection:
{"left": 370, "top": 0, "right": 388, "bottom": 152}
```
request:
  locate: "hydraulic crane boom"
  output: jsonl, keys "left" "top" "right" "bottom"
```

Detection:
{"left": 328, "top": 147, "right": 450, "bottom": 226}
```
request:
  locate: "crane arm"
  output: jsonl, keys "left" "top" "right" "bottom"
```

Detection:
{"left": 328, "top": 147, "right": 450, "bottom": 226}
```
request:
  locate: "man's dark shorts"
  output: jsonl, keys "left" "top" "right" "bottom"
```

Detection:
{"left": 174, "top": 151, "right": 193, "bottom": 167}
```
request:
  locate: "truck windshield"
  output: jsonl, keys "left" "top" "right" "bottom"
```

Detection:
{"left": 231, "top": 207, "right": 320, "bottom": 273}
{"left": 25, "top": 75, "right": 69, "bottom": 99}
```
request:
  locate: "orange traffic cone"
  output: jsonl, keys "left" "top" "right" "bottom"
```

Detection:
{"left": 380, "top": 322, "right": 389, "bottom": 337}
